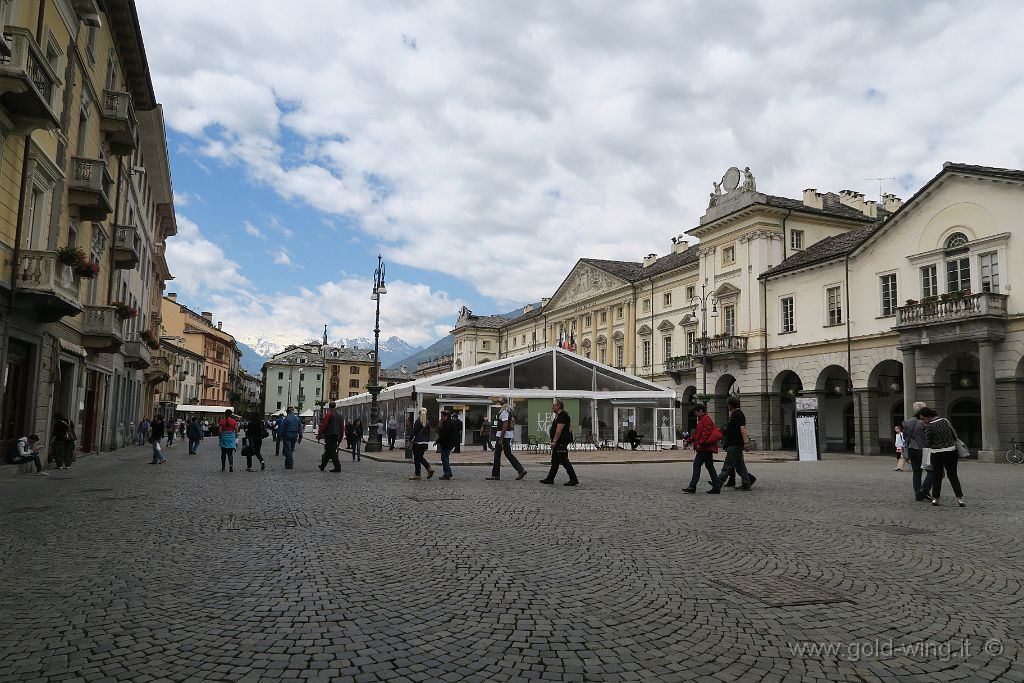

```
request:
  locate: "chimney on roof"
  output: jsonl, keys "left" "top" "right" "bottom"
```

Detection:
{"left": 803, "top": 188, "right": 823, "bottom": 210}
{"left": 882, "top": 193, "right": 903, "bottom": 212}
{"left": 642, "top": 253, "right": 658, "bottom": 268}
{"left": 523, "top": 304, "right": 533, "bottom": 314}
{"left": 217, "top": 321, "right": 222, "bottom": 330}
{"left": 862, "top": 201, "right": 877, "bottom": 219}
{"left": 167, "top": 292, "right": 177, "bottom": 302}
{"left": 541, "top": 298, "right": 550, "bottom": 307}
{"left": 838, "top": 190, "right": 866, "bottom": 213}
{"left": 201, "top": 311, "right": 213, "bottom": 322}
{"left": 671, "top": 235, "right": 689, "bottom": 254}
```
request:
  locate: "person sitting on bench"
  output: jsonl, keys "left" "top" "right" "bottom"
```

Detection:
{"left": 9, "top": 435, "right": 47, "bottom": 476}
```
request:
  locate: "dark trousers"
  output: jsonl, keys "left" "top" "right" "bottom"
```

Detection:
{"left": 909, "top": 448, "right": 934, "bottom": 499}
{"left": 688, "top": 451, "right": 721, "bottom": 490}
{"left": 387, "top": 429, "right": 397, "bottom": 449}
{"left": 221, "top": 448, "right": 234, "bottom": 469}
{"left": 188, "top": 438, "right": 200, "bottom": 454}
{"left": 491, "top": 438, "right": 524, "bottom": 477}
{"left": 246, "top": 437, "right": 265, "bottom": 468}
{"left": 275, "top": 434, "right": 282, "bottom": 455}
{"left": 481, "top": 435, "right": 492, "bottom": 451}
{"left": 931, "top": 451, "right": 964, "bottom": 499}
{"left": 321, "top": 435, "right": 341, "bottom": 471}
{"left": 412, "top": 443, "right": 432, "bottom": 475}
{"left": 12, "top": 454, "right": 42, "bottom": 472}
{"left": 545, "top": 446, "right": 577, "bottom": 483}
{"left": 719, "top": 445, "right": 752, "bottom": 486}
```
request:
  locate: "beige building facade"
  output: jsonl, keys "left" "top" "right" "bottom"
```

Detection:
{"left": 159, "top": 293, "right": 239, "bottom": 408}
{"left": 0, "top": 0, "right": 175, "bottom": 455}
{"left": 454, "top": 163, "right": 1022, "bottom": 461}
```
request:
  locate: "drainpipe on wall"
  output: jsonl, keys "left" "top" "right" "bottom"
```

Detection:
{"left": 649, "top": 278, "right": 655, "bottom": 381}
{"left": 762, "top": 276, "right": 770, "bottom": 451}
{"left": 845, "top": 253, "right": 854, "bottom": 452}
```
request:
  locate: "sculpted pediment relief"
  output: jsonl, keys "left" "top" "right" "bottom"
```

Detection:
{"left": 548, "top": 263, "right": 625, "bottom": 310}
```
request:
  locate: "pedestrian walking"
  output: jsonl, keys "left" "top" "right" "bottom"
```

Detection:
{"left": 9, "top": 434, "right": 47, "bottom": 475}
{"left": 273, "top": 413, "right": 284, "bottom": 456}
{"left": 352, "top": 418, "right": 364, "bottom": 462}
{"left": 166, "top": 418, "right": 177, "bottom": 447}
{"left": 682, "top": 404, "right": 721, "bottom": 494}
{"left": 148, "top": 415, "right": 166, "bottom": 464}
{"left": 540, "top": 399, "right": 578, "bottom": 486}
{"left": 479, "top": 419, "right": 492, "bottom": 452}
{"left": 279, "top": 407, "right": 303, "bottom": 469}
{"left": 243, "top": 411, "right": 268, "bottom": 471}
{"left": 485, "top": 403, "right": 527, "bottom": 481}
{"left": 387, "top": 415, "right": 398, "bottom": 450}
{"left": 902, "top": 401, "right": 933, "bottom": 502}
{"left": 218, "top": 409, "right": 238, "bottom": 472}
{"left": 317, "top": 402, "right": 344, "bottom": 472}
{"left": 137, "top": 417, "right": 150, "bottom": 446}
{"left": 51, "top": 413, "right": 76, "bottom": 470}
{"left": 186, "top": 416, "right": 203, "bottom": 454}
{"left": 408, "top": 408, "right": 435, "bottom": 480}
{"left": 435, "top": 410, "right": 461, "bottom": 480}
{"left": 893, "top": 424, "right": 907, "bottom": 471}
{"left": 716, "top": 396, "right": 754, "bottom": 491}
{"left": 917, "top": 407, "right": 966, "bottom": 507}
{"left": 178, "top": 420, "right": 186, "bottom": 443}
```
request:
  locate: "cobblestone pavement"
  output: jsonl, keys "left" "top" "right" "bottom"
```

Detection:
{"left": 1, "top": 440, "right": 1022, "bottom": 682}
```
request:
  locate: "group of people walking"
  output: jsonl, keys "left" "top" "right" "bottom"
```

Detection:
{"left": 895, "top": 401, "right": 966, "bottom": 507}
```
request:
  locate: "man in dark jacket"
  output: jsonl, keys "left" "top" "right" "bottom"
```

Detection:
{"left": 717, "top": 396, "right": 754, "bottom": 490}
{"left": 435, "top": 410, "right": 461, "bottom": 480}
{"left": 186, "top": 417, "right": 203, "bottom": 454}
{"left": 317, "top": 402, "right": 344, "bottom": 472}
{"left": 902, "top": 401, "right": 933, "bottom": 501}
{"left": 683, "top": 405, "right": 720, "bottom": 494}
{"left": 540, "top": 399, "right": 578, "bottom": 486}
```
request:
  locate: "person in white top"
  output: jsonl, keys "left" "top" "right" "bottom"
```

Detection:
{"left": 893, "top": 424, "right": 907, "bottom": 471}
{"left": 485, "top": 403, "right": 527, "bottom": 481}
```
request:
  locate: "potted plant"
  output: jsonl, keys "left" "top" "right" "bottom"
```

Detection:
{"left": 75, "top": 259, "right": 100, "bottom": 279}
{"left": 939, "top": 293, "right": 951, "bottom": 301}
{"left": 56, "top": 246, "right": 87, "bottom": 267}
{"left": 140, "top": 329, "right": 160, "bottom": 350}
{"left": 111, "top": 301, "right": 138, "bottom": 319}
{"left": 694, "top": 393, "right": 712, "bottom": 403}
{"left": 904, "top": 298, "right": 919, "bottom": 306}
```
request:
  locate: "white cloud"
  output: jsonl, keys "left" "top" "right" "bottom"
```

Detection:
{"left": 172, "top": 190, "right": 190, "bottom": 207}
{"left": 164, "top": 215, "right": 251, "bottom": 296}
{"left": 139, "top": 1, "right": 1024, "bottom": 304}
{"left": 243, "top": 221, "right": 264, "bottom": 238}
{"left": 273, "top": 249, "right": 293, "bottom": 266}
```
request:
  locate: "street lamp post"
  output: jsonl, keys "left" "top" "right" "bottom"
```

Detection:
{"left": 365, "top": 255, "right": 386, "bottom": 452}
{"left": 689, "top": 278, "right": 718, "bottom": 397}
{"left": 318, "top": 324, "right": 328, "bottom": 424}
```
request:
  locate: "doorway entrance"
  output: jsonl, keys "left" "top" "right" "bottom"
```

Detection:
{"left": 2, "top": 339, "right": 33, "bottom": 441}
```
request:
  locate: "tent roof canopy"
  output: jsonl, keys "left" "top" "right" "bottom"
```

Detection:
{"left": 173, "top": 404, "right": 239, "bottom": 415}
{"left": 338, "top": 346, "right": 675, "bottom": 405}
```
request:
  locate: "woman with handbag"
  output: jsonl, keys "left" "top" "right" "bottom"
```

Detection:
{"left": 893, "top": 424, "right": 907, "bottom": 471}
{"left": 682, "top": 404, "right": 722, "bottom": 494}
{"left": 917, "top": 407, "right": 965, "bottom": 507}
{"left": 408, "top": 408, "right": 435, "bottom": 480}
{"left": 243, "top": 411, "right": 267, "bottom": 471}
{"left": 218, "top": 409, "right": 239, "bottom": 472}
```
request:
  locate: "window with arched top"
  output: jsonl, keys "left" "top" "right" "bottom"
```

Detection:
{"left": 945, "top": 232, "right": 969, "bottom": 249}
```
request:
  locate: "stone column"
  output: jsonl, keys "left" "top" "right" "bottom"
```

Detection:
{"left": 625, "top": 302, "right": 636, "bottom": 372}
{"left": 901, "top": 347, "right": 917, "bottom": 420}
{"left": 977, "top": 340, "right": 999, "bottom": 462}
{"left": 852, "top": 387, "right": 881, "bottom": 455}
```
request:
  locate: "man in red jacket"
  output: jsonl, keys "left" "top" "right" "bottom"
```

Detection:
{"left": 683, "top": 404, "right": 722, "bottom": 494}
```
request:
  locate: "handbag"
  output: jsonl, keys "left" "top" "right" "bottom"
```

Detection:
{"left": 955, "top": 439, "right": 969, "bottom": 459}
{"left": 921, "top": 448, "right": 932, "bottom": 471}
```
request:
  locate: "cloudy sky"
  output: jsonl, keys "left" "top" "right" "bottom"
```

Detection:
{"left": 137, "top": 0, "right": 1024, "bottom": 350}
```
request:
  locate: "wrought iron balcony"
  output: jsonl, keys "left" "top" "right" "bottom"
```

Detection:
{"left": 100, "top": 90, "right": 137, "bottom": 155}
{"left": 3, "top": 249, "right": 83, "bottom": 322}
{"left": 896, "top": 292, "right": 1008, "bottom": 327}
{"left": 82, "top": 305, "right": 125, "bottom": 353}
{"left": 112, "top": 225, "right": 141, "bottom": 269}
{"left": 0, "top": 27, "right": 60, "bottom": 132}
{"left": 123, "top": 340, "right": 151, "bottom": 369}
{"left": 69, "top": 157, "right": 114, "bottom": 220}
{"left": 203, "top": 377, "right": 216, "bottom": 387}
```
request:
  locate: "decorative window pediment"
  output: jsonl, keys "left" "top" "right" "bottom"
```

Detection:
{"left": 596, "top": 334, "right": 607, "bottom": 345}
{"left": 612, "top": 330, "right": 624, "bottom": 341}
{"left": 714, "top": 282, "right": 741, "bottom": 300}
{"left": 637, "top": 324, "right": 653, "bottom": 336}
{"left": 657, "top": 319, "right": 675, "bottom": 332}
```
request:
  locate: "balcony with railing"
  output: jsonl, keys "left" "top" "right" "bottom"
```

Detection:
{"left": 2, "top": 249, "right": 83, "bottom": 322}
{"left": 202, "top": 376, "right": 216, "bottom": 388}
{"left": 69, "top": 157, "right": 114, "bottom": 220}
{"left": 112, "top": 225, "right": 141, "bottom": 269}
{"left": 666, "top": 355, "right": 697, "bottom": 373}
{"left": 123, "top": 339, "right": 151, "bottom": 369}
{"left": 0, "top": 27, "right": 60, "bottom": 131}
{"left": 144, "top": 355, "right": 170, "bottom": 383}
{"left": 690, "top": 335, "right": 748, "bottom": 358}
{"left": 100, "top": 90, "right": 137, "bottom": 155}
{"left": 897, "top": 292, "right": 1008, "bottom": 327}
{"left": 82, "top": 305, "right": 125, "bottom": 353}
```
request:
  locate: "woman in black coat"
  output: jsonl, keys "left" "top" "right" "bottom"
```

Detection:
{"left": 243, "top": 412, "right": 267, "bottom": 471}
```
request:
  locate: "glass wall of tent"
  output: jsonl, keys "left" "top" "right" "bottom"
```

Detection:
{"left": 335, "top": 348, "right": 678, "bottom": 450}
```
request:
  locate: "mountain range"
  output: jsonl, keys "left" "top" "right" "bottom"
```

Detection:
{"left": 237, "top": 336, "right": 423, "bottom": 374}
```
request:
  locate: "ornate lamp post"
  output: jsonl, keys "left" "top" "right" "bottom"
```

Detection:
{"left": 689, "top": 278, "right": 718, "bottom": 397}
{"left": 317, "top": 324, "right": 329, "bottom": 424}
{"left": 365, "top": 255, "right": 386, "bottom": 452}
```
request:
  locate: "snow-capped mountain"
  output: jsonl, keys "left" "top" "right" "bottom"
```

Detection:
{"left": 238, "top": 335, "right": 423, "bottom": 373}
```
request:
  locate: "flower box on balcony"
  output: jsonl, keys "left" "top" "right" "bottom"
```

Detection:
{"left": 111, "top": 300, "right": 138, "bottom": 319}
{"left": 75, "top": 259, "right": 100, "bottom": 278}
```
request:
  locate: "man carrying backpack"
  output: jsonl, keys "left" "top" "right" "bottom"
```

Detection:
{"left": 540, "top": 399, "right": 578, "bottom": 486}
{"left": 484, "top": 402, "right": 527, "bottom": 481}
{"left": 683, "top": 404, "right": 722, "bottom": 494}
